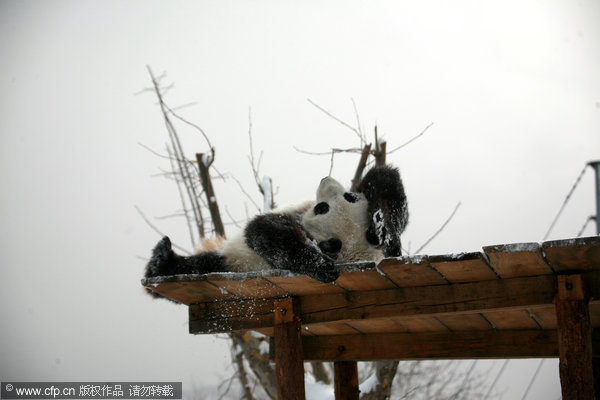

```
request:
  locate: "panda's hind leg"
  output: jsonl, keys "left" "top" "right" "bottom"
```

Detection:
{"left": 145, "top": 236, "right": 228, "bottom": 278}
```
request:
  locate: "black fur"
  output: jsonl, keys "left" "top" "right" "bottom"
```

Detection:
{"left": 245, "top": 213, "right": 339, "bottom": 283}
{"left": 145, "top": 237, "right": 228, "bottom": 277}
{"left": 357, "top": 165, "right": 408, "bottom": 257}
{"left": 318, "top": 238, "right": 342, "bottom": 260}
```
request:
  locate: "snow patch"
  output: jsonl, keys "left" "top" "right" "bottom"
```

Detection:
{"left": 261, "top": 176, "right": 273, "bottom": 211}
{"left": 201, "top": 153, "right": 213, "bottom": 166}
{"left": 305, "top": 377, "right": 334, "bottom": 400}
{"left": 258, "top": 339, "right": 270, "bottom": 355}
{"left": 359, "top": 373, "right": 380, "bottom": 394}
{"left": 502, "top": 242, "right": 539, "bottom": 252}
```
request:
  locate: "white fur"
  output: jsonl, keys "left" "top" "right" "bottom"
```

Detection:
{"left": 302, "top": 177, "right": 383, "bottom": 263}
{"left": 219, "top": 177, "right": 382, "bottom": 273}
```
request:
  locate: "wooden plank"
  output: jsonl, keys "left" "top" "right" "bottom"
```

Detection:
{"left": 543, "top": 236, "right": 600, "bottom": 273}
{"left": 206, "top": 274, "right": 287, "bottom": 299}
{"left": 555, "top": 275, "right": 594, "bottom": 400}
{"left": 189, "top": 299, "right": 275, "bottom": 334}
{"left": 483, "top": 242, "right": 554, "bottom": 278}
{"left": 188, "top": 274, "right": 559, "bottom": 333}
{"left": 302, "top": 330, "right": 565, "bottom": 361}
{"left": 483, "top": 309, "right": 544, "bottom": 330}
{"left": 528, "top": 306, "right": 558, "bottom": 330}
{"left": 142, "top": 275, "right": 235, "bottom": 305}
{"left": 334, "top": 361, "right": 359, "bottom": 400}
{"left": 300, "top": 274, "right": 557, "bottom": 327}
{"left": 303, "top": 322, "right": 359, "bottom": 336}
{"left": 345, "top": 318, "right": 407, "bottom": 334}
{"left": 335, "top": 262, "right": 398, "bottom": 291}
{"left": 429, "top": 252, "right": 498, "bottom": 283}
{"left": 435, "top": 313, "right": 492, "bottom": 331}
{"left": 390, "top": 316, "right": 450, "bottom": 333}
{"left": 377, "top": 256, "right": 448, "bottom": 287}
{"left": 273, "top": 298, "right": 305, "bottom": 400}
{"left": 264, "top": 275, "right": 345, "bottom": 296}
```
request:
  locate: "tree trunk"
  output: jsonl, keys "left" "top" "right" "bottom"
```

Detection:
{"left": 360, "top": 361, "right": 399, "bottom": 400}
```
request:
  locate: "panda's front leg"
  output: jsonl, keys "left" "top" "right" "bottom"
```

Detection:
{"left": 245, "top": 213, "right": 339, "bottom": 283}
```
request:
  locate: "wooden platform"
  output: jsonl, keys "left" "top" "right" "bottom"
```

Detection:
{"left": 143, "top": 236, "right": 600, "bottom": 399}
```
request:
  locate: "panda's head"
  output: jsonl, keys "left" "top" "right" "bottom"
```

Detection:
{"left": 302, "top": 165, "right": 408, "bottom": 263}
{"left": 302, "top": 176, "right": 381, "bottom": 263}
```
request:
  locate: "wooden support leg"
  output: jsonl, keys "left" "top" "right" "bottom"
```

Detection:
{"left": 334, "top": 361, "right": 359, "bottom": 400}
{"left": 593, "top": 358, "right": 600, "bottom": 400}
{"left": 274, "top": 298, "right": 305, "bottom": 400}
{"left": 555, "top": 275, "right": 594, "bottom": 400}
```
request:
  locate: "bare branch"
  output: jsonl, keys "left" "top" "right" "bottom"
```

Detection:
{"left": 577, "top": 215, "right": 596, "bottom": 237}
{"left": 373, "top": 125, "right": 386, "bottom": 167}
{"left": 388, "top": 122, "right": 434, "bottom": 154}
{"left": 230, "top": 175, "right": 262, "bottom": 214}
{"left": 414, "top": 201, "right": 462, "bottom": 255}
{"left": 293, "top": 146, "right": 363, "bottom": 156}
{"left": 307, "top": 98, "right": 361, "bottom": 137}
{"left": 138, "top": 142, "right": 200, "bottom": 174}
{"left": 197, "top": 152, "right": 226, "bottom": 238}
{"left": 224, "top": 206, "right": 245, "bottom": 230}
{"left": 163, "top": 101, "right": 213, "bottom": 153}
{"left": 134, "top": 205, "right": 192, "bottom": 255}
{"left": 350, "top": 144, "right": 372, "bottom": 191}
{"left": 146, "top": 65, "right": 206, "bottom": 239}
{"left": 543, "top": 163, "right": 590, "bottom": 240}
{"left": 247, "top": 108, "right": 276, "bottom": 211}
{"left": 351, "top": 97, "right": 366, "bottom": 145}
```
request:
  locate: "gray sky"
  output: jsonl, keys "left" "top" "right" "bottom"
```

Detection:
{"left": 1, "top": 1, "right": 599, "bottom": 398}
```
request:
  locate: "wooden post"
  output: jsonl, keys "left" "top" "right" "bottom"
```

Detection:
{"left": 334, "top": 361, "right": 359, "bottom": 400}
{"left": 274, "top": 298, "right": 305, "bottom": 400}
{"left": 555, "top": 275, "right": 594, "bottom": 400}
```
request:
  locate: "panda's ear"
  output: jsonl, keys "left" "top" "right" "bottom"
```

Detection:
{"left": 357, "top": 165, "right": 408, "bottom": 257}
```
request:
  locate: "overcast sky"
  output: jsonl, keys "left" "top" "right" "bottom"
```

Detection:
{"left": 1, "top": 1, "right": 599, "bottom": 399}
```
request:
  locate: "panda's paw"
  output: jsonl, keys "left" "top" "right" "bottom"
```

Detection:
{"left": 318, "top": 238, "right": 342, "bottom": 260}
{"left": 310, "top": 260, "right": 339, "bottom": 283}
{"left": 145, "top": 236, "right": 175, "bottom": 278}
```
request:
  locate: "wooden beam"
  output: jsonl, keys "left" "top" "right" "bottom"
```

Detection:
{"left": 555, "top": 275, "right": 594, "bottom": 400}
{"left": 189, "top": 298, "right": 275, "bottom": 334}
{"left": 189, "top": 274, "right": 562, "bottom": 334}
{"left": 300, "top": 330, "right": 600, "bottom": 361}
{"left": 300, "top": 274, "right": 558, "bottom": 326}
{"left": 273, "top": 298, "right": 305, "bottom": 400}
{"left": 334, "top": 361, "right": 359, "bottom": 400}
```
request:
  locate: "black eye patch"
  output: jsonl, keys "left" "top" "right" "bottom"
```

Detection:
{"left": 343, "top": 192, "right": 359, "bottom": 203}
{"left": 314, "top": 202, "right": 330, "bottom": 215}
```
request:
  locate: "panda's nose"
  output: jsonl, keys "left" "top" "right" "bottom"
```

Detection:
{"left": 314, "top": 202, "right": 329, "bottom": 215}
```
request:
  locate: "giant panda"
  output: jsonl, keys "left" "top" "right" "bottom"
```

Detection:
{"left": 144, "top": 165, "right": 408, "bottom": 289}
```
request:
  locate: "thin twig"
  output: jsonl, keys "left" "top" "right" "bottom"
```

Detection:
{"left": 577, "top": 215, "right": 596, "bottom": 237}
{"left": 293, "top": 146, "right": 363, "bottom": 156}
{"left": 328, "top": 150, "right": 335, "bottom": 176}
{"left": 134, "top": 205, "right": 192, "bottom": 255}
{"left": 351, "top": 97, "right": 366, "bottom": 145}
{"left": 307, "top": 98, "right": 361, "bottom": 139}
{"left": 387, "top": 122, "right": 434, "bottom": 154}
{"left": 139, "top": 142, "right": 200, "bottom": 175}
{"left": 414, "top": 202, "right": 462, "bottom": 254}
{"left": 163, "top": 101, "right": 213, "bottom": 153}
{"left": 543, "top": 163, "right": 590, "bottom": 240}
{"left": 230, "top": 175, "right": 262, "bottom": 214}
